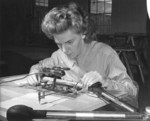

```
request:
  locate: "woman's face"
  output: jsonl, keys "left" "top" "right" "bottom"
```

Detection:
{"left": 53, "top": 29, "right": 84, "bottom": 60}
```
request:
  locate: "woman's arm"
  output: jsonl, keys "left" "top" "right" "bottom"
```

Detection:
{"left": 27, "top": 51, "right": 61, "bottom": 85}
{"left": 104, "top": 52, "right": 138, "bottom": 97}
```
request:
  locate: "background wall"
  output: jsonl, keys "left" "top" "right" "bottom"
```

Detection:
{"left": 1, "top": 0, "right": 33, "bottom": 45}
{"left": 1, "top": 0, "right": 89, "bottom": 46}
{"left": 0, "top": 0, "right": 90, "bottom": 76}
{"left": 112, "top": 0, "right": 147, "bottom": 33}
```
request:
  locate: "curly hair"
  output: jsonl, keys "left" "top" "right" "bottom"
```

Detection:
{"left": 41, "top": 2, "right": 97, "bottom": 43}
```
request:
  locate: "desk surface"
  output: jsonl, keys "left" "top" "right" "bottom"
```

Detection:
{"left": 0, "top": 74, "right": 127, "bottom": 120}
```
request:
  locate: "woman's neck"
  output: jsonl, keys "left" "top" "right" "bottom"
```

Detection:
{"left": 75, "top": 42, "right": 92, "bottom": 65}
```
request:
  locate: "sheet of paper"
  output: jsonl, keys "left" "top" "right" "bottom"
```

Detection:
{"left": 51, "top": 90, "right": 127, "bottom": 111}
{"left": 0, "top": 92, "right": 68, "bottom": 117}
{"left": 49, "top": 93, "right": 108, "bottom": 111}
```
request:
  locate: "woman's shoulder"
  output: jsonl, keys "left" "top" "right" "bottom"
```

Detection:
{"left": 91, "top": 41, "right": 116, "bottom": 56}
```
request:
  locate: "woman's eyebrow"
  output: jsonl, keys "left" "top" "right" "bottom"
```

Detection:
{"left": 65, "top": 39, "right": 73, "bottom": 43}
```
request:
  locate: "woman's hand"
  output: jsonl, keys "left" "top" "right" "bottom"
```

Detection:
{"left": 81, "top": 71, "right": 104, "bottom": 89}
{"left": 26, "top": 71, "right": 40, "bottom": 86}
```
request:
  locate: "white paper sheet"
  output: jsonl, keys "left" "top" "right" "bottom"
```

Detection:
{"left": 0, "top": 92, "right": 68, "bottom": 117}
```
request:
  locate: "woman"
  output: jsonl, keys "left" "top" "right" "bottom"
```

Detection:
{"left": 27, "top": 2, "right": 138, "bottom": 108}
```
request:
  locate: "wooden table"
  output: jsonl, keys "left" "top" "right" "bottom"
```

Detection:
{"left": 0, "top": 74, "right": 127, "bottom": 121}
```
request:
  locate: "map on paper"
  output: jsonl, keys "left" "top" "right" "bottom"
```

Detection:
{"left": 0, "top": 92, "right": 69, "bottom": 117}
{"left": 0, "top": 92, "right": 68, "bottom": 110}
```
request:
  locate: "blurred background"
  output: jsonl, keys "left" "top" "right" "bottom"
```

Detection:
{"left": 0, "top": 0, "right": 150, "bottom": 111}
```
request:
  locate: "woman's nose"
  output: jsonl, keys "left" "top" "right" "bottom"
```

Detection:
{"left": 62, "top": 44, "right": 69, "bottom": 54}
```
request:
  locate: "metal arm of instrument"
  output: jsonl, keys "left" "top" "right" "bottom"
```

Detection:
{"left": 88, "top": 82, "right": 137, "bottom": 113}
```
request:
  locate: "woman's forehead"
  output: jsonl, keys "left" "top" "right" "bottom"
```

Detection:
{"left": 54, "top": 29, "right": 82, "bottom": 43}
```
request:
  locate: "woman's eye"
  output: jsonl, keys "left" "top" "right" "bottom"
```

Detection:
{"left": 67, "top": 40, "right": 73, "bottom": 44}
